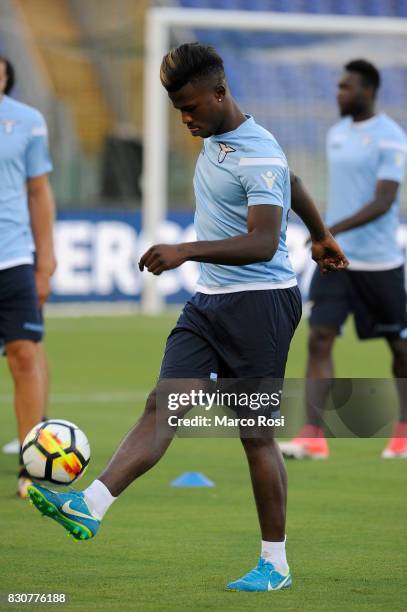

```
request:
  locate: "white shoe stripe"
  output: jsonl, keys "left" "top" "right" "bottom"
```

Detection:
{"left": 268, "top": 573, "right": 291, "bottom": 591}
{"left": 61, "top": 500, "right": 99, "bottom": 522}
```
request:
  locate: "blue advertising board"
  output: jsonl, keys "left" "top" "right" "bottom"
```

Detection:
{"left": 51, "top": 210, "right": 407, "bottom": 304}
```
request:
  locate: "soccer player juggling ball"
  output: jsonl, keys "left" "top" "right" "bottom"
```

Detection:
{"left": 28, "top": 44, "right": 346, "bottom": 592}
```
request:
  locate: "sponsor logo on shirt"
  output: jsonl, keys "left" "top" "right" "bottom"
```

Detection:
{"left": 261, "top": 170, "right": 277, "bottom": 190}
{"left": 394, "top": 152, "right": 406, "bottom": 167}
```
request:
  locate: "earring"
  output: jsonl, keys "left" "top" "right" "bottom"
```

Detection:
{"left": 218, "top": 98, "right": 222, "bottom": 102}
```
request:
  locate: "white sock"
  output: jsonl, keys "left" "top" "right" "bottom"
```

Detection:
{"left": 83, "top": 480, "right": 117, "bottom": 520}
{"left": 261, "top": 537, "right": 289, "bottom": 574}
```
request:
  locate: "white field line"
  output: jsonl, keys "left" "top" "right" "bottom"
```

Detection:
{"left": 0, "top": 390, "right": 150, "bottom": 404}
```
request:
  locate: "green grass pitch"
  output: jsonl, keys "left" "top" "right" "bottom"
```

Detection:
{"left": 0, "top": 314, "right": 406, "bottom": 611}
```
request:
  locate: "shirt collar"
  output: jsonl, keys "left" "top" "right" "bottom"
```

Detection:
{"left": 351, "top": 113, "right": 382, "bottom": 129}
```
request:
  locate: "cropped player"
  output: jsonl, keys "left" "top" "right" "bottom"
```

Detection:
{"left": 0, "top": 56, "right": 56, "bottom": 496}
{"left": 1, "top": 58, "right": 51, "bottom": 460}
{"left": 280, "top": 59, "right": 407, "bottom": 460}
{"left": 28, "top": 44, "right": 346, "bottom": 592}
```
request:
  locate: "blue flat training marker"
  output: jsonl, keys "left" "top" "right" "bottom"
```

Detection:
{"left": 171, "top": 472, "right": 214, "bottom": 487}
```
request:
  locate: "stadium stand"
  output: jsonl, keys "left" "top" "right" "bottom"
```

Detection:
{"left": 1, "top": 0, "right": 406, "bottom": 209}
{"left": 180, "top": 0, "right": 407, "bottom": 18}
{"left": 177, "top": 0, "right": 407, "bottom": 188}
{"left": 16, "top": 0, "right": 113, "bottom": 153}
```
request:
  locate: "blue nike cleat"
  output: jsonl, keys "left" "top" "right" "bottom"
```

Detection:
{"left": 27, "top": 483, "right": 100, "bottom": 541}
{"left": 225, "top": 557, "right": 292, "bottom": 592}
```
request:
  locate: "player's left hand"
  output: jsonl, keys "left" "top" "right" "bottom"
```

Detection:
{"left": 311, "top": 232, "right": 349, "bottom": 273}
{"left": 139, "top": 244, "right": 186, "bottom": 275}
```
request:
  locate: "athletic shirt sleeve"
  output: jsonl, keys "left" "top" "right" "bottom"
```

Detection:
{"left": 25, "top": 112, "right": 53, "bottom": 178}
{"left": 236, "top": 157, "right": 288, "bottom": 207}
{"left": 377, "top": 133, "right": 407, "bottom": 183}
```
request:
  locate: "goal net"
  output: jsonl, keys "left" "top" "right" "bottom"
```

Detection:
{"left": 142, "top": 7, "right": 407, "bottom": 312}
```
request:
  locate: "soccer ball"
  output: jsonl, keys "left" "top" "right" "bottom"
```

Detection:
{"left": 22, "top": 419, "right": 90, "bottom": 485}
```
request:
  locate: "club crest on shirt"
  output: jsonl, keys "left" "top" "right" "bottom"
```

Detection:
{"left": 218, "top": 142, "right": 236, "bottom": 163}
{"left": 0, "top": 119, "right": 16, "bottom": 134}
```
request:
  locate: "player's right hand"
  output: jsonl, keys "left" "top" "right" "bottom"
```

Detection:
{"left": 35, "top": 270, "right": 52, "bottom": 306}
{"left": 311, "top": 232, "right": 349, "bottom": 273}
{"left": 35, "top": 254, "right": 57, "bottom": 306}
{"left": 139, "top": 243, "right": 186, "bottom": 275}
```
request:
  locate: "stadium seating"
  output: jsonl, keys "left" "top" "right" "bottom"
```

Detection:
{"left": 180, "top": 0, "right": 407, "bottom": 17}
{"left": 179, "top": 0, "right": 407, "bottom": 150}
{"left": 16, "top": 0, "right": 113, "bottom": 153}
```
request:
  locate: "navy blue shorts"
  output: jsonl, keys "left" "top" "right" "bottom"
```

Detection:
{"left": 309, "top": 266, "right": 407, "bottom": 340}
{"left": 160, "top": 287, "right": 302, "bottom": 379}
{"left": 0, "top": 264, "right": 44, "bottom": 344}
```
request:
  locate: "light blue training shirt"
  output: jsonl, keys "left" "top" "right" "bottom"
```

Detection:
{"left": 326, "top": 113, "right": 407, "bottom": 270}
{"left": 193, "top": 115, "right": 296, "bottom": 293}
{"left": 0, "top": 94, "right": 52, "bottom": 270}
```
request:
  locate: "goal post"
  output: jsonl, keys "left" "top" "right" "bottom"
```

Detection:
{"left": 142, "top": 7, "right": 407, "bottom": 314}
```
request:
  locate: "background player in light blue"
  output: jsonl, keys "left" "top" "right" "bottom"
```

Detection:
{"left": 280, "top": 59, "right": 407, "bottom": 461}
{"left": 28, "top": 43, "right": 346, "bottom": 593}
{"left": 0, "top": 56, "right": 56, "bottom": 496}
{"left": 1, "top": 57, "right": 51, "bottom": 460}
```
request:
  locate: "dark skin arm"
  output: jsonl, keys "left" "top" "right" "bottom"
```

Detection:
{"left": 140, "top": 173, "right": 350, "bottom": 276}
{"left": 139, "top": 205, "right": 281, "bottom": 275}
{"left": 290, "top": 172, "right": 348, "bottom": 271}
{"left": 27, "top": 174, "right": 57, "bottom": 305}
{"left": 328, "top": 179, "right": 399, "bottom": 236}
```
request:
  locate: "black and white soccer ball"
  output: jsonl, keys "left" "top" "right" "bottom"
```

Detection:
{"left": 22, "top": 419, "right": 90, "bottom": 485}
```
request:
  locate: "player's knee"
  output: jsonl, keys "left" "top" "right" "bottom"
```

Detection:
{"left": 6, "top": 341, "right": 38, "bottom": 377}
{"left": 240, "top": 436, "right": 275, "bottom": 455}
{"left": 308, "top": 327, "right": 335, "bottom": 359}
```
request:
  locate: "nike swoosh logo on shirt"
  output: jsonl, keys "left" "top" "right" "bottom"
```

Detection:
{"left": 61, "top": 500, "right": 99, "bottom": 522}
